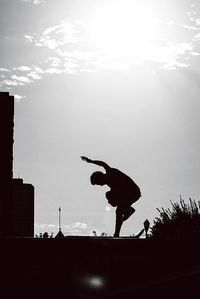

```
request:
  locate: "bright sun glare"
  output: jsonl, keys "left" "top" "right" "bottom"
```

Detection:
{"left": 90, "top": 2, "right": 158, "bottom": 61}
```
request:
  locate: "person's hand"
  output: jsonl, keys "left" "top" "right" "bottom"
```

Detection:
{"left": 80, "top": 156, "right": 91, "bottom": 163}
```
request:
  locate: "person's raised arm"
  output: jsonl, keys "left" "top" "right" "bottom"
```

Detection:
{"left": 80, "top": 156, "right": 110, "bottom": 171}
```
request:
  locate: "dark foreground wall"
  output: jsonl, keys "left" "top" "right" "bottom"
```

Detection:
{"left": 2, "top": 237, "right": 200, "bottom": 299}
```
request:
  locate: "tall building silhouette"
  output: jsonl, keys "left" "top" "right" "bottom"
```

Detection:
{"left": 12, "top": 178, "right": 34, "bottom": 237}
{"left": 0, "top": 92, "right": 14, "bottom": 237}
{"left": 0, "top": 92, "right": 34, "bottom": 237}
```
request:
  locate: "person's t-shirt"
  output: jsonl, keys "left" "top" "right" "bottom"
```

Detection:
{"left": 105, "top": 168, "right": 141, "bottom": 198}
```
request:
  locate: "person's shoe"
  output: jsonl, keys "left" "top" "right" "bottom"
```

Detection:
{"left": 113, "top": 233, "right": 119, "bottom": 237}
{"left": 123, "top": 207, "right": 135, "bottom": 221}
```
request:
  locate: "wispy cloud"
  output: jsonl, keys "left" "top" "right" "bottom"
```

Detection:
{"left": 64, "top": 222, "right": 90, "bottom": 235}
{"left": 45, "top": 68, "right": 63, "bottom": 74}
{"left": 2, "top": 10, "right": 200, "bottom": 93}
{"left": 71, "top": 222, "right": 88, "bottom": 230}
{"left": 11, "top": 75, "right": 32, "bottom": 84}
{"left": 14, "top": 94, "right": 26, "bottom": 101}
{"left": 1, "top": 79, "right": 19, "bottom": 86}
{"left": 34, "top": 221, "right": 90, "bottom": 235}
{"left": 24, "top": 18, "right": 198, "bottom": 73}
{"left": 25, "top": 21, "right": 83, "bottom": 50}
{"left": 23, "top": 20, "right": 126, "bottom": 73}
{"left": 27, "top": 72, "right": 42, "bottom": 80}
{"left": 24, "top": 35, "right": 34, "bottom": 42}
{"left": 15, "top": 66, "right": 32, "bottom": 72}
{"left": 183, "top": 24, "right": 198, "bottom": 31}
{"left": 21, "top": 0, "right": 46, "bottom": 5}
{"left": 45, "top": 57, "right": 61, "bottom": 67}
{"left": 0, "top": 68, "right": 10, "bottom": 72}
{"left": 0, "top": 65, "right": 44, "bottom": 91}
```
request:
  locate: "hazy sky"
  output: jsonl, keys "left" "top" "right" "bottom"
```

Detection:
{"left": 1, "top": 0, "right": 200, "bottom": 236}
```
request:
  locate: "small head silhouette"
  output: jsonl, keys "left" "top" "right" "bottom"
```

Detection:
{"left": 90, "top": 171, "right": 106, "bottom": 186}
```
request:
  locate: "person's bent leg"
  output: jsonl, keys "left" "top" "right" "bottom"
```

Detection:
{"left": 114, "top": 207, "right": 123, "bottom": 237}
{"left": 123, "top": 206, "right": 135, "bottom": 221}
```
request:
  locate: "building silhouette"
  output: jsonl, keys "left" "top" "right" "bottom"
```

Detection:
{"left": 0, "top": 92, "right": 14, "bottom": 237}
{"left": 0, "top": 92, "right": 34, "bottom": 237}
{"left": 11, "top": 178, "right": 34, "bottom": 237}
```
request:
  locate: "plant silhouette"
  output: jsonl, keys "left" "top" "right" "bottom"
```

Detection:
{"left": 151, "top": 197, "right": 200, "bottom": 240}
{"left": 81, "top": 156, "right": 141, "bottom": 237}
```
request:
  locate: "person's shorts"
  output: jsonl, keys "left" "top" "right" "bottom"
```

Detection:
{"left": 106, "top": 190, "right": 141, "bottom": 207}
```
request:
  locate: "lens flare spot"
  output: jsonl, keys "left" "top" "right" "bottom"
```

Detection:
{"left": 83, "top": 275, "right": 105, "bottom": 289}
{"left": 105, "top": 206, "right": 111, "bottom": 212}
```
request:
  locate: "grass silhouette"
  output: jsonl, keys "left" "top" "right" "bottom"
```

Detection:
{"left": 150, "top": 197, "right": 200, "bottom": 240}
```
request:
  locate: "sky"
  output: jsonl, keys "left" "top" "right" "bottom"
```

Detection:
{"left": 1, "top": 0, "right": 200, "bottom": 236}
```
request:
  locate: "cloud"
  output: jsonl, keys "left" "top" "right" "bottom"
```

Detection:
{"left": 64, "top": 61, "right": 78, "bottom": 73}
{"left": 23, "top": 20, "right": 97, "bottom": 74}
{"left": 16, "top": 66, "right": 33, "bottom": 72}
{"left": 191, "top": 51, "right": 200, "bottom": 56}
{"left": 26, "top": 21, "right": 82, "bottom": 51}
{"left": 2, "top": 12, "right": 200, "bottom": 94}
{"left": 21, "top": 0, "right": 46, "bottom": 5}
{"left": 41, "top": 39, "right": 58, "bottom": 50}
{"left": 23, "top": 17, "right": 198, "bottom": 73}
{"left": 1, "top": 34, "right": 197, "bottom": 97}
{"left": 71, "top": 222, "right": 88, "bottom": 230}
{"left": 193, "top": 32, "right": 200, "bottom": 41}
{"left": 45, "top": 68, "right": 63, "bottom": 74}
{"left": 27, "top": 72, "right": 42, "bottom": 80}
{"left": 34, "top": 221, "right": 90, "bottom": 236}
{"left": 36, "top": 223, "right": 47, "bottom": 228}
{"left": 64, "top": 222, "right": 89, "bottom": 235}
{"left": 148, "top": 42, "right": 193, "bottom": 70}
{"left": 1, "top": 80, "right": 18, "bottom": 86}
{"left": 45, "top": 57, "right": 61, "bottom": 67}
{"left": 14, "top": 94, "right": 26, "bottom": 101}
{"left": 0, "top": 68, "right": 10, "bottom": 72}
{"left": 183, "top": 24, "right": 198, "bottom": 31}
{"left": 47, "top": 224, "right": 56, "bottom": 228}
{"left": 0, "top": 64, "right": 45, "bottom": 90}
{"left": 11, "top": 75, "right": 32, "bottom": 84}
{"left": 24, "top": 35, "right": 34, "bottom": 42}
{"left": 33, "top": 66, "right": 44, "bottom": 74}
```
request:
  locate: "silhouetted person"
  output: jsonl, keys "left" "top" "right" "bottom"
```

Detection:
{"left": 43, "top": 232, "right": 49, "bottom": 238}
{"left": 81, "top": 156, "right": 141, "bottom": 237}
{"left": 144, "top": 219, "right": 150, "bottom": 238}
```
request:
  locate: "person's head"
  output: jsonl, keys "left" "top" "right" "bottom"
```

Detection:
{"left": 90, "top": 171, "right": 106, "bottom": 186}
